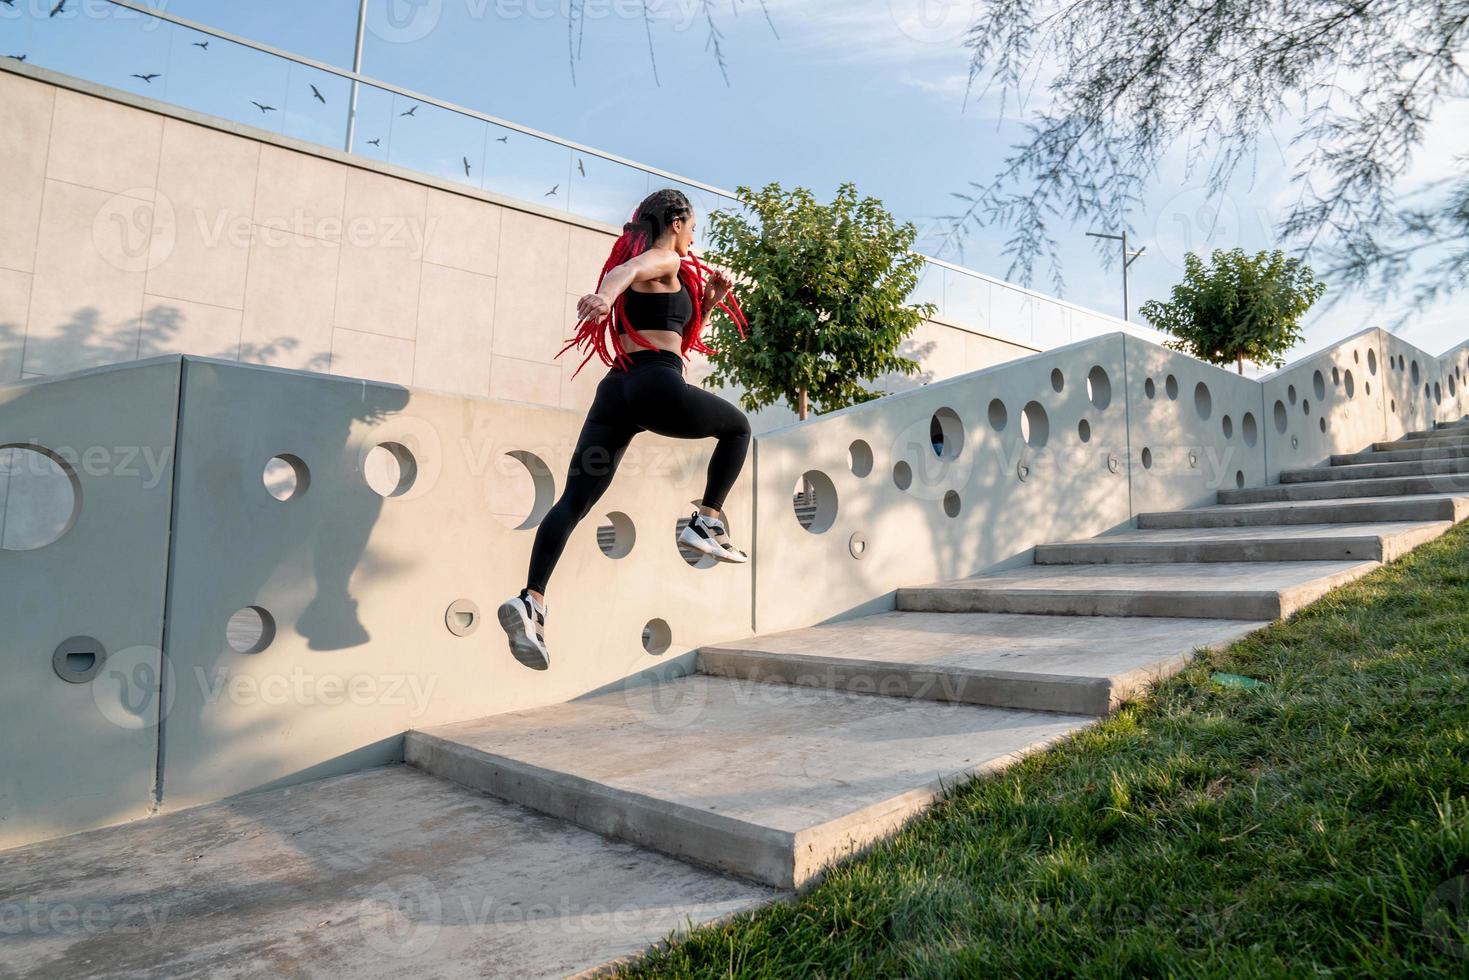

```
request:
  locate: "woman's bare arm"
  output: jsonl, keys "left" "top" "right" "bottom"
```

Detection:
{"left": 576, "top": 250, "right": 681, "bottom": 322}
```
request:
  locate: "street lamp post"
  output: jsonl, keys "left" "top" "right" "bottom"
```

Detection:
{"left": 1086, "top": 229, "right": 1147, "bottom": 322}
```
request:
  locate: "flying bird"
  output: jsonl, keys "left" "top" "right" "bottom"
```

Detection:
{"left": 367, "top": 138, "right": 381, "bottom": 146}
{"left": 192, "top": 41, "right": 209, "bottom": 50}
{"left": 6, "top": 54, "right": 25, "bottom": 62}
{"left": 577, "top": 158, "right": 585, "bottom": 177}
{"left": 310, "top": 84, "right": 325, "bottom": 104}
{"left": 399, "top": 104, "right": 418, "bottom": 117}
{"left": 495, "top": 135, "right": 508, "bottom": 143}
{"left": 544, "top": 184, "right": 558, "bottom": 197}
{"left": 250, "top": 101, "right": 276, "bottom": 113}
{"left": 462, "top": 156, "right": 471, "bottom": 177}
{"left": 49, "top": 0, "right": 64, "bottom": 17}
{"left": 0, "top": 1, "right": 16, "bottom": 7}
{"left": 131, "top": 73, "right": 160, "bottom": 84}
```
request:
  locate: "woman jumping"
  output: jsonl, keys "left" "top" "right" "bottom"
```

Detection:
{"left": 497, "top": 188, "right": 752, "bottom": 670}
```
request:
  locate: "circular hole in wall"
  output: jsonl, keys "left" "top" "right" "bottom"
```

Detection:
{"left": 1434, "top": 382, "right": 1443, "bottom": 404}
{"left": 642, "top": 618, "right": 672, "bottom": 656}
{"left": 1087, "top": 366, "right": 1112, "bottom": 409}
{"left": 676, "top": 501, "right": 728, "bottom": 569}
{"left": 942, "top": 490, "right": 961, "bottom": 518}
{"left": 1332, "top": 366, "right": 1341, "bottom": 387}
{"left": 1391, "top": 399, "right": 1397, "bottom": 413}
{"left": 892, "top": 460, "right": 913, "bottom": 491}
{"left": 1302, "top": 399, "right": 1311, "bottom": 416}
{"left": 1050, "top": 368, "right": 1065, "bottom": 393}
{"left": 1235, "top": 470, "right": 1245, "bottom": 489}
{"left": 227, "top": 606, "right": 276, "bottom": 654}
{"left": 365, "top": 442, "right": 417, "bottom": 498}
{"left": 1141, "top": 447, "right": 1154, "bottom": 469}
{"left": 1194, "top": 382, "right": 1212, "bottom": 420}
{"left": 597, "top": 511, "right": 636, "bottom": 559}
{"left": 1450, "top": 375, "right": 1458, "bottom": 398}
{"left": 847, "top": 439, "right": 874, "bottom": 477}
{"left": 792, "top": 470, "right": 838, "bottom": 534}
{"left": 1353, "top": 349, "right": 1360, "bottom": 364}
{"left": 1288, "top": 384, "right": 1298, "bottom": 405}
{"left": 490, "top": 450, "right": 556, "bottom": 529}
{"left": 263, "top": 454, "right": 310, "bottom": 502}
{"left": 1344, "top": 370, "right": 1355, "bottom": 398}
{"left": 1319, "top": 417, "right": 1327, "bottom": 434}
{"left": 1221, "top": 415, "right": 1234, "bottom": 439}
{"left": 930, "top": 407, "right": 964, "bottom": 460}
{"left": 0, "top": 445, "right": 82, "bottom": 552}
{"left": 987, "top": 398, "right": 1008, "bottom": 432}
{"left": 1412, "top": 360, "right": 1421, "bottom": 385}
{"left": 1425, "top": 383, "right": 1432, "bottom": 401}
{"left": 1145, "top": 377, "right": 1157, "bottom": 399}
{"left": 1366, "top": 381, "right": 1372, "bottom": 396}
{"left": 1077, "top": 418, "right": 1092, "bottom": 443}
{"left": 1165, "top": 375, "right": 1179, "bottom": 400}
{"left": 445, "top": 599, "right": 480, "bottom": 637}
{"left": 1313, "top": 370, "right": 1327, "bottom": 401}
{"left": 1242, "top": 411, "right": 1259, "bottom": 447}
{"left": 1020, "top": 402, "right": 1050, "bottom": 449}
{"left": 1274, "top": 400, "right": 1289, "bottom": 433}
{"left": 848, "top": 532, "right": 867, "bottom": 560}
{"left": 1368, "top": 349, "right": 1378, "bottom": 375}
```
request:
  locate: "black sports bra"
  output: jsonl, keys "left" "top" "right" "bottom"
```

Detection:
{"left": 619, "top": 278, "right": 694, "bottom": 336}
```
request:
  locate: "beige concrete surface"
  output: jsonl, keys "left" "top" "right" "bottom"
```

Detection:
{"left": 0, "top": 765, "right": 775, "bottom": 980}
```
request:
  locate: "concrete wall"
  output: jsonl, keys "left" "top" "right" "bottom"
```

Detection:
{"left": 0, "top": 62, "right": 1043, "bottom": 435}
{"left": 2, "top": 323, "right": 1466, "bottom": 849}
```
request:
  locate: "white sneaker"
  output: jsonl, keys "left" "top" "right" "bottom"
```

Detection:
{"left": 678, "top": 510, "right": 749, "bottom": 563}
{"left": 498, "top": 589, "right": 550, "bottom": 670}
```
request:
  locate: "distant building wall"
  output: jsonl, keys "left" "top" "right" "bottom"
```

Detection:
{"left": 0, "top": 63, "right": 1055, "bottom": 431}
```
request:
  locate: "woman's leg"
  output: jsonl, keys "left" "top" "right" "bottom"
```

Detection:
{"left": 627, "top": 370, "right": 751, "bottom": 510}
{"left": 524, "top": 402, "right": 635, "bottom": 597}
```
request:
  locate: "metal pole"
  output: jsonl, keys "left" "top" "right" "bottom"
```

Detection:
{"left": 344, "top": 0, "right": 369, "bottom": 153}
{"left": 1121, "top": 228, "right": 1129, "bottom": 322}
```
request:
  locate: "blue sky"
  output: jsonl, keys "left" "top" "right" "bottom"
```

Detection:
{"left": 4, "top": 0, "right": 1461, "bottom": 358}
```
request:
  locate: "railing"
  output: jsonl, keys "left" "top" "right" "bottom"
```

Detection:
{"left": 2, "top": 0, "right": 1161, "bottom": 350}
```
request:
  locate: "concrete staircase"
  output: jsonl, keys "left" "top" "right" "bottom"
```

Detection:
{"left": 407, "top": 418, "right": 1469, "bottom": 892}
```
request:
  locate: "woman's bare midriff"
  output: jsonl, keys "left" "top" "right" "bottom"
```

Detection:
{"left": 618, "top": 329, "right": 683, "bottom": 355}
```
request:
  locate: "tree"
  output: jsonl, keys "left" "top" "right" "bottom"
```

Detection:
{"left": 1140, "top": 248, "right": 1326, "bottom": 374}
{"left": 701, "top": 181, "right": 935, "bottom": 420}
{"left": 943, "top": 1, "right": 1469, "bottom": 317}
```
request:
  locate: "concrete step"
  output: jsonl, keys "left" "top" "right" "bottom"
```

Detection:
{"left": 1137, "top": 494, "right": 1469, "bottom": 529}
{"left": 1281, "top": 457, "right": 1469, "bottom": 483}
{"left": 407, "top": 678, "right": 1090, "bottom": 890}
{"left": 698, "top": 611, "right": 1265, "bottom": 717}
{"left": 896, "top": 560, "right": 1379, "bottom": 620}
{"left": 1374, "top": 434, "right": 1469, "bottom": 452}
{"left": 0, "top": 766, "right": 775, "bottom": 979}
{"left": 1331, "top": 444, "right": 1469, "bottom": 465}
{"left": 1034, "top": 521, "right": 1450, "bottom": 564}
{"left": 1218, "top": 473, "right": 1469, "bottom": 504}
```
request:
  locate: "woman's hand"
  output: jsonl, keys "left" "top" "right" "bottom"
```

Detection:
{"left": 577, "top": 292, "right": 612, "bottom": 322}
{"left": 704, "top": 268, "right": 734, "bottom": 304}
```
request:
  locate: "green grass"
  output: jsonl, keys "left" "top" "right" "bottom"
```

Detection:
{"left": 623, "top": 523, "right": 1469, "bottom": 978}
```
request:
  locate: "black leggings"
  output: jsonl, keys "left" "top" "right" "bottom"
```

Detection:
{"left": 525, "top": 348, "right": 751, "bottom": 595}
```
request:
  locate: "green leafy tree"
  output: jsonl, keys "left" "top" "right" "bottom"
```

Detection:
{"left": 702, "top": 181, "right": 935, "bottom": 420}
{"left": 1140, "top": 248, "right": 1326, "bottom": 374}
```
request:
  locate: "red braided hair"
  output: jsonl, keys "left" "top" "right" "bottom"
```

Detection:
{"left": 558, "top": 189, "right": 748, "bottom": 378}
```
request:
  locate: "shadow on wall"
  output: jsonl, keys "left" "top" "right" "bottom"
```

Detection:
{"left": 2, "top": 304, "right": 330, "bottom": 382}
